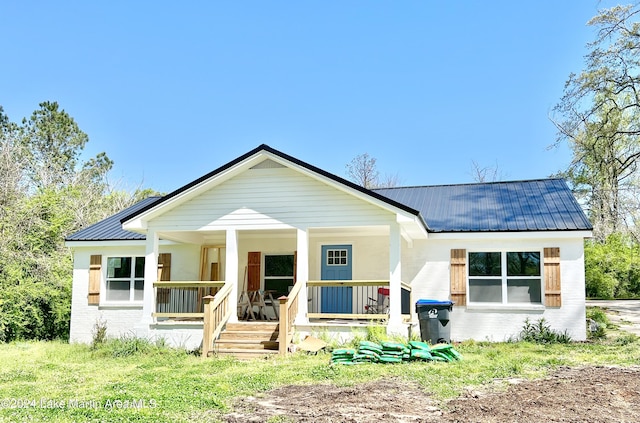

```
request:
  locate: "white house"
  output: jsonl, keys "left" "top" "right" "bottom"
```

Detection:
{"left": 66, "top": 145, "right": 592, "bottom": 356}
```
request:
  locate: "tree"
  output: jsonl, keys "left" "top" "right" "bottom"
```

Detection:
{"left": 469, "top": 160, "right": 504, "bottom": 183}
{"left": 19, "top": 101, "right": 91, "bottom": 189}
{"left": 345, "top": 153, "right": 400, "bottom": 189}
{"left": 553, "top": 4, "right": 640, "bottom": 241}
{"left": 0, "top": 102, "right": 152, "bottom": 342}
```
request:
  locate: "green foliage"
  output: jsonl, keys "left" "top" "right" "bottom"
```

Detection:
{"left": 586, "top": 307, "right": 609, "bottom": 340}
{"left": 0, "top": 102, "right": 153, "bottom": 343}
{"left": 90, "top": 317, "right": 108, "bottom": 348}
{"left": 585, "top": 234, "right": 640, "bottom": 299}
{"left": 0, "top": 281, "right": 70, "bottom": 343}
{"left": 553, "top": 5, "right": 640, "bottom": 240}
{"left": 518, "top": 318, "right": 572, "bottom": 344}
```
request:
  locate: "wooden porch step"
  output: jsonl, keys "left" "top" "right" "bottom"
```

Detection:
{"left": 224, "top": 322, "right": 279, "bottom": 332}
{"left": 213, "top": 321, "right": 280, "bottom": 359}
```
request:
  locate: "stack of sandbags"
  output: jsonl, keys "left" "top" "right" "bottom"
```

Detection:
{"left": 379, "top": 341, "right": 409, "bottom": 363}
{"left": 330, "top": 340, "right": 462, "bottom": 364}
{"left": 355, "top": 341, "right": 382, "bottom": 363}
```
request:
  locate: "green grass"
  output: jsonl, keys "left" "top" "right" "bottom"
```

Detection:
{"left": 0, "top": 334, "right": 639, "bottom": 423}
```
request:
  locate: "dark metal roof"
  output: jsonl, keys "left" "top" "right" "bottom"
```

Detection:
{"left": 66, "top": 147, "right": 592, "bottom": 242}
{"left": 65, "top": 196, "right": 162, "bottom": 241}
{"left": 373, "top": 179, "right": 592, "bottom": 233}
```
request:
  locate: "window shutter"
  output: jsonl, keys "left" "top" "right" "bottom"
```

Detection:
{"left": 450, "top": 249, "right": 466, "bottom": 306}
{"left": 544, "top": 247, "right": 561, "bottom": 307}
{"left": 247, "top": 252, "right": 261, "bottom": 291}
{"left": 293, "top": 250, "right": 297, "bottom": 283}
{"left": 157, "top": 253, "right": 172, "bottom": 304}
{"left": 88, "top": 255, "right": 102, "bottom": 305}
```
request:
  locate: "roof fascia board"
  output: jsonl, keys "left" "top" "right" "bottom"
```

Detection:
{"left": 428, "top": 230, "right": 593, "bottom": 241}
{"left": 65, "top": 239, "right": 178, "bottom": 248}
{"left": 122, "top": 150, "right": 269, "bottom": 230}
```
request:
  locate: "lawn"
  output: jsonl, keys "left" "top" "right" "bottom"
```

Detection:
{"left": 0, "top": 330, "right": 638, "bottom": 422}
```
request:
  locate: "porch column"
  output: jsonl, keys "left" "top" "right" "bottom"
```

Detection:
{"left": 140, "top": 228, "right": 159, "bottom": 330}
{"left": 295, "top": 228, "right": 309, "bottom": 325}
{"left": 226, "top": 228, "right": 240, "bottom": 323}
{"left": 388, "top": 222, "right": 404, "bottom": 335}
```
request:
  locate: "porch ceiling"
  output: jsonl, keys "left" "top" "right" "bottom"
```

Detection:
{"left": 156, "top": 226, "right": 396, "bottom": 245}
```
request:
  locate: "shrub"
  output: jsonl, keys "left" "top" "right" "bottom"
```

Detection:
{"left": 518, "top": 318, "right": 572, "bottom": 344}
{"left": 91, "top": 317, "right": 108, "bottom": 348}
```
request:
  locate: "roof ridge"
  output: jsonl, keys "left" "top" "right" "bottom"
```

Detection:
{"left": 373, "top": 177, "right": 565, "bottom": 190}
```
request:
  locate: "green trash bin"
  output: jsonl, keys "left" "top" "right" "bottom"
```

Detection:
{"left": 415, "top": 299, "right": 454, "bottom": 344}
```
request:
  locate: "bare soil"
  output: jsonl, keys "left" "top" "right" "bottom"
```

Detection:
{"left": 223, "top": 366, "right": 640, "bottom": 423}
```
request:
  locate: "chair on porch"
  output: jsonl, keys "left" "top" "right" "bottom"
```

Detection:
{"left": 364, "top": 287, "right": 390, "bottom": 314}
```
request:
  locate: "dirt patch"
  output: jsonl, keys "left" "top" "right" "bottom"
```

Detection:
{"left": 222, "top": 366, "right": 640, "bottom": 422}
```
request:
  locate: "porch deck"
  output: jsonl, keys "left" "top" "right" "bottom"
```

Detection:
{"left": 153, "top": 279, "right": 412, "bottom": 358}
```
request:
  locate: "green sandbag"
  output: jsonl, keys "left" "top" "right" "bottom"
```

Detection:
{"left": 358, "top": 349, "right": 380, "bottom": 360}
{"left": 411, "top": 349, "right": 433, "bottom": 360}
{"left": 359, "top": 346, "right": 383, "bottom": 356}
{"left": 430, "top": 344, "right": 453, "bottom": 352}
{"left": 409, "top": 341, "right": 431, "bottom": 351}
{"left": 360, "top": 341, "right": 383, "bottom": 350}
{"left": 448, "top": 348, "right": 463, "bottom": 360}
{"left": 431, "top": 351, "right": 453, "bottom": 362}
{"left": 332, "top": 348, "right": 356, "bottom": 356}
{"left": 381, "top": 341, "right": 406, "bottom": 351}
{"left": 381, "top": 350, "right": 404, "bottom": 357}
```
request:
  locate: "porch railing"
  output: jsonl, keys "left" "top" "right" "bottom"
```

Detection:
{"left": 153, "top": 281, "right": 224, "bottom": 319}
{"left": 306, "top": 280, "right": 412, "bottom": 320}
{"left": 201, "top": 281, "right": 234, "bottom": 358}
{"left": 278, "top": 278, "right": 303, "bottom": 355}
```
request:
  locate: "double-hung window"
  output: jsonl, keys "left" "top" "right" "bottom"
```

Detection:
{"left": 468, "top": 251, "right": 541, "bottom": 304}
{"left": 105, "top": 257, "right": 145, "bottom": 302}
{"left": 264, "top": 254, "right": 295, "bottom": 298}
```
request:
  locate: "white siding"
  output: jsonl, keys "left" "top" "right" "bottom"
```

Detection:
{"left": 69, "top": 244, "right": 201, "bottom": 347}
{"left": 403, "top": 236, "right": 587, "bottom": 341}
{"left": 149, "top": 167, "right": 394, "bottom": 230}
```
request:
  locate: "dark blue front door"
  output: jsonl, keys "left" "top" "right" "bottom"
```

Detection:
{"left": 321, "top": 245, "right": 352, "bottom": 314}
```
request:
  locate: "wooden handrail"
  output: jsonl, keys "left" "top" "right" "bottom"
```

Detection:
{"left": 154, "top": 281, "right": 225, "bottom": 288}
{"left": 306, "top": 280, "right": 390, "bottom": 287}
{"left": 201, "top": 281, "right": 233, "bottom": 359}
{"left": 278, "top": 279, "right": 303, "bottom": 355}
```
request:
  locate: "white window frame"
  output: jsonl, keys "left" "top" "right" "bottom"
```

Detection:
{"left": 103, "top": 256, "right": 145, "bottom": 304}
{"left": 467, "top": 250, "right": 543, "bottom": 305}
{"left": 325, "top": 248, "right": 349, "bottom": 266}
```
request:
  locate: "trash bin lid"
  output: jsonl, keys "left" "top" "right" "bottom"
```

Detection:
{"left": 416, "top": 299, "right": 454, "bottom": 306}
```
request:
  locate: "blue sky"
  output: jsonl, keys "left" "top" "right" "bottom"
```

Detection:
{"left": 0, "top": 1, "right": 619, "bottom": 193}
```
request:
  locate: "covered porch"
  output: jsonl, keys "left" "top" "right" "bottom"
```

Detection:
{"left": 140, "top": 225, "right": 414, "bottom": 356}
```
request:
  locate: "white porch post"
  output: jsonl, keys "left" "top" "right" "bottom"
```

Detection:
{"left": 295, "top": 228, "right": 309, "bottom": 325}
{"left": 139, "top": 228, "right": 158, "bottom": 331}
{"left": 226, "top": 228, "right": 240, "bottom": 323}
{"left": 387, "top": 221, "right": 404, "bottom": 335}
